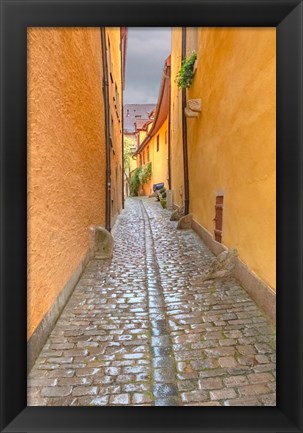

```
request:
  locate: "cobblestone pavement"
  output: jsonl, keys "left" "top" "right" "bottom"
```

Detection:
{"left": 28, "top": 197, "right": 276, "bottom": 406}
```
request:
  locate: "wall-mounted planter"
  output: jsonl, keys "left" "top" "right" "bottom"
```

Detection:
{"left": 185, "top": 107, "right": 199, "bottom": 118}
{"left": 185, "top": 98, "right": 202, "bottom": 118}
{"left": 188, "top": 99, "right": 202, "bottom": 112}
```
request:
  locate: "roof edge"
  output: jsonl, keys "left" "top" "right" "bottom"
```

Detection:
{"left": 134, "top": 55, "right": 171, "bottom": 156}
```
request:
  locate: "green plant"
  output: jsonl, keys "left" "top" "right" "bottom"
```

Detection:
{"left": 129, "top": 162, "right": 152, "bottom": 196}
{"left": 176, "top": 52, "right": 197, "bottom": 89}
{"left": 159, "top": 186, "right": 166, "bottom": 200}
{"left": 139, "top": 162, "right": 152, "bottom": 185}
{"left": 160, "top": 198, "right": 167, "bottom": 209}
{"left": 158, "top": 186, "right": 167, "bottom": 207}
{"left": 129, "top": 167, "right": 142, "bottom": 196}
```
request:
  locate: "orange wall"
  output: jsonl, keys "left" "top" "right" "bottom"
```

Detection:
{"left": 171, "top": 28, "right": 276, "bottom": 290}
{"left": 27, "top": 28, "right": 106, "bottom": 339}
{"left": 170, "top": 28, "right": 184, "bottom": 207}
{"left": 106, "top": 28, "right": 123, "bottom": 227}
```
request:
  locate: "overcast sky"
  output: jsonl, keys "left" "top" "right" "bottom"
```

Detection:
{"left": 124, "top": 28, "right": 171, "bottom": 104}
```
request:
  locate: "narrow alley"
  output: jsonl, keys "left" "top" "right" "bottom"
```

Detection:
{"left": 28, "top": 198, "right": 276, "bottom": 407}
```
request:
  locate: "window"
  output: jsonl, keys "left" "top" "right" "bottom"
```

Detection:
{"left": 115, "top": 83, "right": 120, "bottom": 118}
{"left": 114, "top": 84, "right": 117, "bottom": 107}
{"left": 147, "top": 146, "right": 150, "bottom": 162}
{"left": 156, "top": 135, "right": 160, "bottom": 152}
{"left": 143, "top": 151, "right": 145, "bottom": 165}
{"left": 214, "top": 195, "right": 224, "bottom": 243}
{"left": 109, "top": 113, "right": 114, "bottom": 144}
{"left": 108, "top": 37, "right": 113, "bottom": 83}
{"left": 165, "top": 130, "right": 168, "bottom": 144}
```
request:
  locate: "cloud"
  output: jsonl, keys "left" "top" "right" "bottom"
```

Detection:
{"left": 124, "top": 28, "right": 171, "bottom": 104}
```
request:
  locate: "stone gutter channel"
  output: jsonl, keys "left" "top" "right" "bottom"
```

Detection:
{"left": 139, "top": 199, "right": 180, "bottom": 406}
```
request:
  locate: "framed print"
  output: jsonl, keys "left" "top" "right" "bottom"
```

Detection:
{"left": 0, "top": 0, "right": 302, "bottom": 432}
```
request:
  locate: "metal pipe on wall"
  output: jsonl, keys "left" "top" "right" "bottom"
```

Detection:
{"left": 168, "top": 71, "right": 172, "bottom": 190}
{"left": 121, "top": 81, "right": 125, "bottom": 209}
{"left": 101, "top": 27, "right": 111, "bottom": 232}
{"left": 181, "top": 27, "right": 190, "bottom": 215}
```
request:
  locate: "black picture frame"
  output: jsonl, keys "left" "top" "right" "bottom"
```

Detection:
{"left": 0, "top": 0, "right": 302, "bottom": 432}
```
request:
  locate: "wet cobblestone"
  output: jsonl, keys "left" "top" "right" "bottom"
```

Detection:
{"left": 28, "top": 197, "right": 276, "bottom": 406}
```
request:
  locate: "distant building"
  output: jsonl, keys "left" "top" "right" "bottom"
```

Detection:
{"left": 124, "top": 103, "right": 156, "bottom": 133}
{"left": 124, "top": 104, "right": 155, "bottom": 151}
{"left": 133, "top": 56, "right": 171, "bottom": 196}
{"left": 123, "top": 104, "right": 155, "bottom": 197}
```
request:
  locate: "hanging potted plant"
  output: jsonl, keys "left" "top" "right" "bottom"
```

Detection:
{"left": 176, "top": 52, "right": 197, "bottom": 89}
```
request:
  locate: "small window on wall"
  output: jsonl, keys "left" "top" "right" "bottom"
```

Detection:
{"left": 156, "top": 135, "right": 160, "bottom": 152}
{"left": 214, "top": 195, "right": 224, "bottom": 243}
{"left": 143, "top": 151, "right": 145, "bottom": 165}
{"left": 115, "top": 83, "right": 120, "bottom": 117}
{"left": 109, "top": 114, "right": 114, "bottom": 144}
{"left": 165, "top": 130, "right": 168, "bottom": 144}
{"left": 107, "top": 37, "right": 114, "bottom": 83}
{"left": 147, "top": 146, "right": 150, "bottom": 162}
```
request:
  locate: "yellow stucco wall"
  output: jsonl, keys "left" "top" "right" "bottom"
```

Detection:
{"left": 170, "top": 28, "right": 184, "bottom": 207}
{"left": 171, "top": 28, "right": 276, "bottom": 290}
{"left": 139, "top": 130, "right": 147, "bottom": 143}
{"left": 28, "top": 28, "right": 107, "bottom": 339}
{"left": 129, "top": 156, "right": 137, "bottom": 174}
{"left": 151, "top": 120, "right": 169, "bottom": 190}
{"left": 137, "top": 119, "right": 169, "bottom": 196}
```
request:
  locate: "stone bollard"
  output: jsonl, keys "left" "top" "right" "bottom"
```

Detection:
{"left": 189, "top": 248, "right": 239, "bottom": 284}
{"left": 170, "top": 206, "right": 184, "bottom": 221}
{"left": 89, "top": 225, "right": 114, "bottom": 259}
{"left": 208, "top": 248, "right": 238, "bottom": 278}
{"left": 177, "top": 213, "right": 193, "bottom": 230}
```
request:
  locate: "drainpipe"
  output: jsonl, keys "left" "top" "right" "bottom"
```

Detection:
{"left": 168, "top": 75, "right": 172, "bottom": 190}
{"left": 121, "top": 30, "right": 125, "bottom": 209}
{"left": 121, "top": 71, "right": 125, "bottom": 209}
{"left": 101, "top": 27, "right": 111, "bottom": 232}
{"left": 182, "top": 27, "right": 190, "bottom": 215}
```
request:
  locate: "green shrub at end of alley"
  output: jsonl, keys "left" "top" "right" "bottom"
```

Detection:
{"left": 130, "top": 167, "right": 142, "bottom": 196}
{"left": 139, "top": 162, "right": 152, "bottom": 185}
{"left": 129, "top": 162, "right": 152, "bottom": 196}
